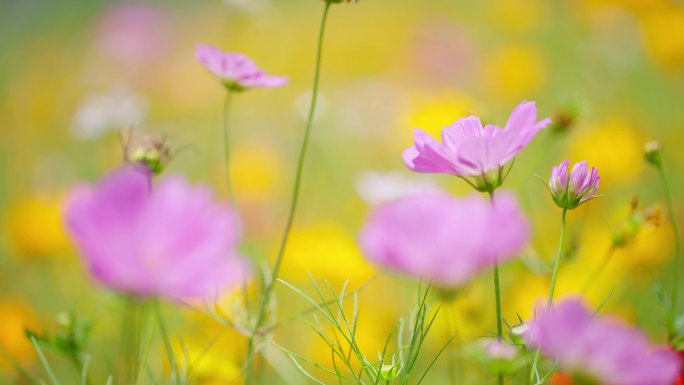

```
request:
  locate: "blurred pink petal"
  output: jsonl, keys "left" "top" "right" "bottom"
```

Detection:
{"left": 196, "top": 43, "right": 289, "bottom": 91}
{"left": 525, "top": 299, "right": 680, "bottom": 385}
{"left": 358, "top": 189, "right": 529, "bottom": 288}
{"left": 65, "top": 167, "right": 249, "bottom": 300}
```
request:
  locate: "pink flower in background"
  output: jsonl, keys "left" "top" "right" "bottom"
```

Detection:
{"left": 358, "top": 189, "right": 529, "bottom": 288}
{"left": 65, "top": 167, "right": 248, "bottom": 299}
{"left": 196, "top": 44, "right": 289, "bottom": 91}
{"left": 525, "top": 299, "right": 680, "bottom": 385}
{"left": 97, "top": 3, "right": 173, "bottom": 66}
{"left": 403, "top": 101, "right": 551, "bottom": 191}
{"left": 548, "top": 160, "right": 600, "bottom": 209}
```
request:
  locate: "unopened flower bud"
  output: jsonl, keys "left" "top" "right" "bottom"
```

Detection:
{"left": 550, "top": 104, "right": 579, "bottom": 135}
{"left": 56, "top": 312, "right": 72, "bottom": 329}
{"left": 510, "top": 323, "right": 529, "bottom": 345}
{"left": 128, "top": 136, "right": 172, "bottom": 175}
{"left": 644, "top": 141, "right": 662, "bottom": 167}
{"left": 485, "top": 339, "right": 518, "bottom": 361}
{"left": 612, "top": 199, "right": 663, "bottom": 248}
{"left": 548, "top": 160, "right": 601, "bottom": 210}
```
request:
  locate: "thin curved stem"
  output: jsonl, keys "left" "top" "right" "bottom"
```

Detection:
{"left": 246, "top": 3, "right": 332, "bottom": 384}
{"left": 222, "top": 91, "right": 234, "bottom": 202}
{"left": 528, "top": 208, "right": 568, "bottom": 384}
{"left": 487, "top": 191, "right": 504, "bottom": 385}
{"left": 154, "top": 301, "right": 179, "bottom": 384}
{"left": 547, "top": 209, "right": 568, "bottom": 306}
{"left": 658, "top": 164, "right": 682, "bottom": 339}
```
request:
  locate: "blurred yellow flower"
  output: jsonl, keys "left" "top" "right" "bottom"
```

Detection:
{"left": 568, "top": 118, "right": 644, "bottom": 186}
{"left": 0, "top": 301, "right": 39, "bottom": 369}
{"left": 506, "top": 272, "right": 547, "bottom": 321}
{"left": 5, "top": 195, "right": 71, "bottom": 259}
{"left": 640, "top": 7, "right": 684, "bottom": 70}
{"left": 484, "top": 46, "right": 546, "bottom": 99}
{"left": 229, "top": 145, "right": 285, "bottom": 201}
{"left": 405, "top": 91, "right": 477, "bottom": 138}
{"left": 436, "top": 281, "right": 493, "bottom": 340}
{"left": 281, "top": 222, "right": 375, "bottom": 287}
{"left": 613, "top": 223, "right": 674, "bottom": 270}
{"left": 181, "top": 343, "right": 243, "bottom": 385}
{"left": 485, "top": 0, "right": 545, "bottom": 32}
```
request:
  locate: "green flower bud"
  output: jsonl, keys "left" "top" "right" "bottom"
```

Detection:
{"left": 644, "top": 140, "right": 662, "bottom": 167}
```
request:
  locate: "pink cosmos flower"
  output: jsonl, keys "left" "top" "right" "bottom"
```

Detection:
{"left": 548, "top": 160, "right": 600, "bottom": 209}
{"left": 358, "top": 189, "right": 529, "bottom": 288}
{"left": 525, "top": 299, "right": 680, "bottom": 385}
{"left": 96, "top": 3, "right": 173, "bottom": 67}
{"left": 65, "top": 167, "right": 248, "bottom": 299}
{"left": 403, "top": 101, "right": 551, "bottom": 191}
{"left": 196, "top": 43, "right": 289, "bottom": 91}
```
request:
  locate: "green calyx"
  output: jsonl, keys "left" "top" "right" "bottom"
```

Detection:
{"left": 460, "top": 162, "right": 515, "bottom": 194}
{"left": 223, "top": 81, "right": 247, "bottom": 93}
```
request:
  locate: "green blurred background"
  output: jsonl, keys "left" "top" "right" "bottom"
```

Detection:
{"left": 1, "top": 0, "right": 683, "bottom": 383}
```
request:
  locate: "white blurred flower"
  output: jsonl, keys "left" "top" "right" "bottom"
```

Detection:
{"left": 355, "top": 171, "right": 438, "bottom": 206}
{"left": 224, "top": 0, "right": 271, "bottom": 12}
{"left": 294, "top": 90, "right": 328, "bottom": 123}
{"left": 72, "top": 88, "right": 147, "bottom": 140}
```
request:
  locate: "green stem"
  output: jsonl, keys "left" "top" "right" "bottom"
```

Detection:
{"left": 547, "top": 209, "right": 568, "bottom": 306}
{"left": 494, "top": 263, "right": 503, "bottom": 385}
{"left": 222, "top": 91, "right": 234, "bottom": 202}
{"left": 444, "top": 310, "right": 460, "bottom": 385}
{"left": 68, "top": 351, "right": 92, "bottom": 385}
{"left": 120, "top": 297, "right": 144, "bottom": 385}
{"left": 528, "top": 208, "right": 568, "bottom": 384}
{"left": 581, "top": 246, "right": 616, "bottom": 294}
{"left": 658, "top": 164, "right": 682, "bottom": 339}
{"left": 246, "top": 3, "right": 332, "bottom": 384}
{"left": 487, "top": 191, "right": 504, "bottom": 385}
{"left": 154, "top": 301, "right": 180, "bottom": 384}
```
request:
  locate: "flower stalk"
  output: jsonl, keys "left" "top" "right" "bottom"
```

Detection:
{"left": 528, "top": 207, "right": 568, "bottom": 384}
{"left": 548, "top": 208, "right": 568, "bottom": 306}
{"left": 222, "top": 91, "right": 234, "bottom": 202}
{"left": 644, "top": 141, "right": 681, "bottom": 339}
{"left": 488, "top": 191, "right": 504, "bottom": 385}
{"left": 120, "top": 297, "right": 145, "bottom": 385}
{"left": 246, "top": 3, "right": 332, "bottom": 383}
{"left": 657, "top": 164, "right": 682, "bottom": 338}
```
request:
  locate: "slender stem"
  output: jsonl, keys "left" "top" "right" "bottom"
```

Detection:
{"left": 528, "top": 208, "right": 568, "bottom": 384}
{"left": 121, "top": 297, "right": 144, "bottom": 385}
{"left": 246, "top": 3, "right": 332, "bottom": 384}
{"left": 154, "top": 301, "right": 180, "bottom": 384}
{"left": 547, "top": 209, "right": 568, "bottom": 306}
{"left": 68, "top": 351, "right": 92, "bottom": 385}
{"left": 30, "top": 336, "right": 61, "bottom": 385}
{"left": 222, "top": 91, "right": 235, "bottom": 202}
{"left": 444, "top": 309, "right": 460, "bottom": 385}
{"left": 658, "top": 165, "right": 682, "bottom": 338}
{"left": 493, "top": 263, "right": 504, "bottom": 385}
{"left": 487, "top": 191, "right": 504, "bottom": 385}
{"left": 581, "top": 246, "right": 616, "bottom": 293}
